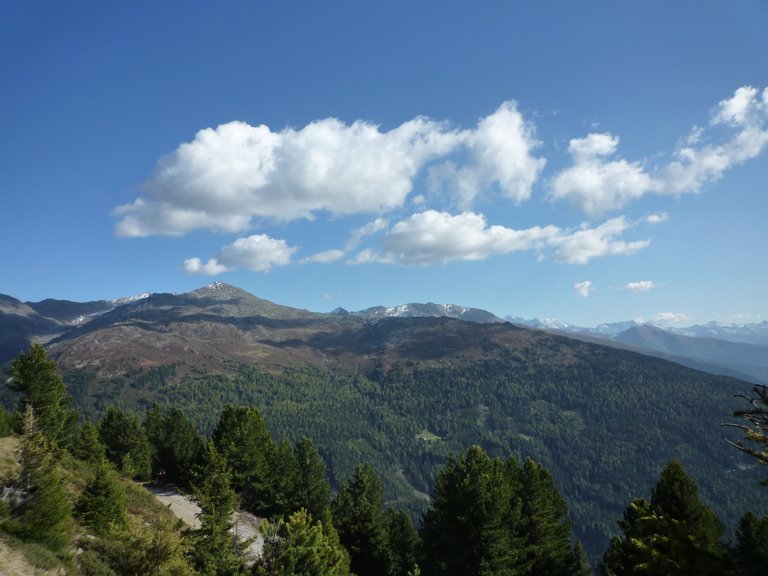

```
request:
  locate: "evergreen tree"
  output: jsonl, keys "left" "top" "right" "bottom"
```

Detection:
{"left": 9, "top": 344, "right": 76, "bottom": 446}
{"left": 293, "top": 437, "right": 332, "bottom": 519}
{"left": 212, "top": 405, "right": 273, "bottom": 513}
{"left": 98, "top": 405, "right": 153, "bottom": 481}
{"left": 384, "top": 508, "right": 421, "bottom": 576}
{"left": 144, "top": 404, "right": 205, "bottom": 489}
{"left": 192, "top": 440, "right": 242, "bottom": 575}
{"left": 600, "top": 460, "right": 727, "bottom": 576}
{"left": 76, "top": 458, "right": 127, "bottom": 535}
{"left": 567, "top": 540, "right": 593, "bottom": 576}
{"left": 263, "top": 439, "right": 300, "bottom": 516}
{"left": 332, "top": 463, "right": 392, "bottom": 576}
{"left": 730, "top": 511, "right": 768, "bottom": 576}
{"left": 10, "top": 405, "right": 72, "bottom": 550}
{"left": 254, "top": 509, "right": 351, "bottom": 576}
{"left": 72, "top": 420, "right": 106, "bottom": 464}
{"left": 518, "top": 458, "right": 574, "bottom": 575}
{"left": 421, "top": 445, "right": 523, "bottom": 576}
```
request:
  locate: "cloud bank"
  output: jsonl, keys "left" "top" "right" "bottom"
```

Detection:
{"left": 114, "top": 102, "right": 543, "bottom": 237}
{"left": 113, "top": 86, "right": 768, "bottom": 277}
{"left": 551, "top": 86, "right": 768, "bottom": 216}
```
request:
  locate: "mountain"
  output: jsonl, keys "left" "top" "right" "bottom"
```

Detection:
{"left": 507, "top": 315, "right": 768, "bottom": 385}
{"left": 335, "top": 302, "right": 504, "bottom": 323}
{"left": 1, "top": 283, "right": 765, "bottom": 561}
{"left": 669, "top": 320, "right": 768, "bottom": 346}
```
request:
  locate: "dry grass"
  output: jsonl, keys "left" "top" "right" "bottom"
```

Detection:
{"left": 0, "top": 536, "right": 65, "bottom": 576}
{"left": 0, "top": 435, "right": 20, "bottom": 479}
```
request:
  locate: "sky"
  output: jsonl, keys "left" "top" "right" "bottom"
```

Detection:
{"left": 2, "top": 1, "right": 767, "bottom": 326}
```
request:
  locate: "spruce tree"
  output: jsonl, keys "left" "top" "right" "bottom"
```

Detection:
{"left": 293, "top": 436, "right": 332, "bottom": 519}
{"left": 384, "top": 508, "right": 421, "bottom": 576}
{"left": 9, "top": 344, "right": 76, "bottom": 446}
{"left": 518, "top": 458, "right": 574, "bottom": 575}
{"left": 144, "top": 404, "right": 204, "bottom": 489}
{"left": 731, "top": 511, "right": 768, "bottom": 576}
{"left": 72, "top": 420, "right": 106, "bottom": 464}
{"left": 98, "top": 405, "right": 153, "bottom": 481}
{"left": 76, "top": 458, "right": 127, "bottom": 535}
{"left": 11, "top": 405, "right": 72, "bottom": 550}
{"left": 421, "top": 445, "right": 523, "bottom": 576}
{"left": 332, "top": 463, "right": 392, "bottom": 576}
{"left": 212, "top": 405, "right": 273, "bottom": 513}
{"left": 600, "top": 460, "right": 727, "bottom": 576}
{"left": 191, "top": 440, "right": 242, "bottom": 575}
{"left": 255, "top": 509, "right": 351, "bottom": 576}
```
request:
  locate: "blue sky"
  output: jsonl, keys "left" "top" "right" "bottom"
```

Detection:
{"left": 2, "top": 1, "right": 767, "bottom": 326}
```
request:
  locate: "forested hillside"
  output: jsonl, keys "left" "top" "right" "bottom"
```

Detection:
{"left": 2, "top": 345, "right": 767, "bottom": 575}
{"left": 1, "top": 333, "right": 760, "bottom": 561}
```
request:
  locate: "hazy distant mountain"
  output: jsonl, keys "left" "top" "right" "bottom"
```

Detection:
{"left": 338, "top": 302, "right": 504, "bottom": 324}
{"left": 507, "top": 315, "right": 768, "bottom": 384}
{"left": 668, "top": 320, "right": 768, "bottom": 346}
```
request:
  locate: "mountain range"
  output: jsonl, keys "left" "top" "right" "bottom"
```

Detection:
{"left": 508, "top": 316, "right": 768, "bottom": 385}
{"left": 0, "top": 281, "right": 765, "bottom": 560}
{"left": 2, "top": 282, "right": 765, "bottom": 384}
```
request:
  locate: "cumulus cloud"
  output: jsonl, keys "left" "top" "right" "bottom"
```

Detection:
{"left": 428, "top": 101, "right": 546, "bottom": 206}
{"left": 622, "top": 280, "right": 655, "bottom": 292}
{"left": 114, "top": 102, "right": 546, "bottom": 237}
{"left": 184, "top": 234, "right": 297, "bottom": 275}
{"left": 351, "top": 210, "right": 650, "bottom": 266}
{"left": 300, "top": 249, "right": 345, "bottom": 265}
{"left": 550, "top": 216, "right": 650, "bottom": 265}
{"left": 574, "top": 280, "right": 594, "bottom": 298}
{"left": 646, "top": 212, "right": 669, "bottom": 224}
{"left": 551, "top": 86, "right": 768, "bottom": 216}
{"left": 345, "top": 218, "right": 389, "bottom": 250}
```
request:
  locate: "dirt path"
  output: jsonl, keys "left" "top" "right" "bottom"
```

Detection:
{"left": 146, "top": 485, "right": 263, "bottom": 558}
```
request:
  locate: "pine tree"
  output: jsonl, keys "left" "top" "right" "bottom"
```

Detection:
{"left": 211, "top": 405, "right": 273, "bottom": 513}
{"left": 421, "top": 445, "right": 523, "bottom": 576}
{"left": 144, "top": 404, "right": 204, "bottom": 489}
{"left": 76, "top": 458, "right": 127, "bottom": 535}
{"left": 731, "top": 511, "right": 768, "bottom": 576}
{"left": 293, "top": 437, "right": 332, "bottom": 519}
{"left": 384, "top": 508, "right": 420, "bottom": 576}
{"left": 255, "top": 509, "right": 351, "bottom": 576}
{"left": 332, "top": 463, "right": 392, "bottom": 576}
{"left": 9, "top": 344, "right": 76, "bottom": 446}
{"left": 518, "top": 458, "right": 574, "bottom": 575}
{"left": 11, "top": 405, "right": 72, "bottom": 550}
{"left": 98, "top": 405, "right": 153, "bottom": 481}
{"left": 72, "top": 420, "right": 106, "bottom": 464}
{"left": 600, "top": 460, "right": 727, "bottom": 576}
{"left": 263, "top": 439, "right": 300, "bottom": 516}
{"left": 191, "top": 440, "right": 242, "bottom": 575}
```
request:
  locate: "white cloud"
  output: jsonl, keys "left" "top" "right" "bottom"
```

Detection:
{"left": 114, "top": 102, "right": 546, "bottom": 237}
{"left": 184, "top": 234, "right": 297, "bottom": 275}
{"left": 646, "top": 212, "right": 669, "bottom": 224}
{"left": 183, "top": 257, "right": 229, "bottom": 276}
{"left": 300, "top": 249, "right": 345, "bottom": 265}
{"left": 351, "top": 210, "right": 649, "bottom": 266}
{"left": 550, "top": 216, "right": 650, "bottom": 265}
{"left": 649, "top": 312, "right": 691, "bottom": 326}
{"left": 428, "top": 101, "right": 546, "bottom": 207}
{"left": 622, "top": 280, "right": 655, "bottom": 292}
{"left": 375, "top": 210, "right": 559, "bottom": 266}
{"left": 345, "top": 218, "right": 389, "bottom": 250}
{"left": 550, "top": 86, "right": 768, "bottom": 216}
{"left": 574, "top": 280, "right": 594, "bottom": 298}
{"left": 550, "top": 133, "right": 660, "bottom": 216}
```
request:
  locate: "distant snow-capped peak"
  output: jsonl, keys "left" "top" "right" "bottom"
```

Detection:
{"left": 111, "top": 291, "right": 152, "bottom": 306}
